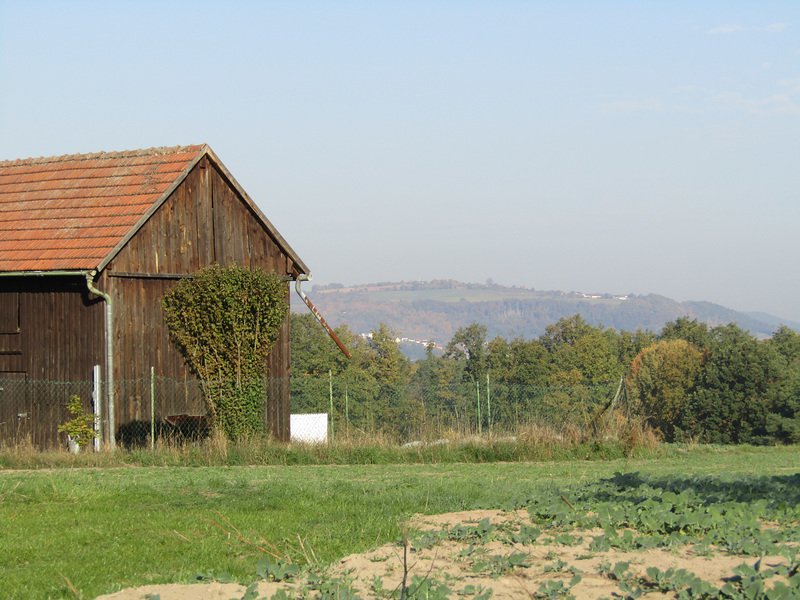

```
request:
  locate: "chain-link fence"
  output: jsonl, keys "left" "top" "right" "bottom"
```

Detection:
{"left": 0, "top": 377, "right": 94, "bottom": 449}
{"left": 290, "top": 374, "right": 625, "bottom": 442}
{"left": 0, "top": 374, "right": 626, "bottom": 449}
{"left": 115, "top": 376, "right": 205, "bottom": 448}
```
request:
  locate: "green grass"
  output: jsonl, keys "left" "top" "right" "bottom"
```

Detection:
{"left": 0, "top": 429, "right": 658, "bottom": 469}
{"left": 0, "top": 445, "right": 798, "bottom": 598}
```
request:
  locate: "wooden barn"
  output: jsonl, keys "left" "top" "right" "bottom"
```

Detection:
{"left": 0, "top": 144, "right": 309, "bottom": 448}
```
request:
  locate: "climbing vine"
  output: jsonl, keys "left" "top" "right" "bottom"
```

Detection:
{"left": 162, "top": 265, "right": 288, "bottom": 439}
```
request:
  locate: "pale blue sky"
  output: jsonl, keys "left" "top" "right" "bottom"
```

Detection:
{"left": 2, "top": 1, "right": 799, "bottom": 322}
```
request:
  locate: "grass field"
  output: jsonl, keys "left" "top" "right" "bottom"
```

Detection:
{"left": 1, "top": 444, "right": 798, "bottom": 599}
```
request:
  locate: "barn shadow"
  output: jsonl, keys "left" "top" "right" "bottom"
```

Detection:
{"left": 116, "top": 415, "right": 210, "bottom": 449}
{"left": 593, "top": 470, "right": 800, "bottom": 507}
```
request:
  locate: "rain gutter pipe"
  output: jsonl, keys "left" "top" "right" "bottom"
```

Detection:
{"left": 294, "top": 275, "right": 351, "bottom": 359}
{"left": 0, "top": 270, "right": 116, "bottom": 449}
{"left": 85, "top": 270, "right": 115, "bottom": 450}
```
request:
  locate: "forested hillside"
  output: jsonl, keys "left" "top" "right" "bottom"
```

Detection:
{"left": 290, "top": 280, "right": 800, "bottom": 446}
{"left": 293, "top": 280, "right": 795, "bottom": 354}
{"left": 291, "top": 311, "right": 800, "bottom": 446}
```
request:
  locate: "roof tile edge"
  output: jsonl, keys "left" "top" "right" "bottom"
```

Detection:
{"left": 0, "top": 144, "right": 206, "bottom": 166}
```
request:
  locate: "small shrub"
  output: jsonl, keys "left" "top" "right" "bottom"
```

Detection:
{"left": 58, "top": 395, "right": 98, "bottom": 449}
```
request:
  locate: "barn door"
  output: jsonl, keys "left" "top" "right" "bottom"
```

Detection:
{"left": 0, "top": 372, "right": 29, "bottom": 445}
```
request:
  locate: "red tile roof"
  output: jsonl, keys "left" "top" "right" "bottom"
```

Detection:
{"left": 0, "top": 145, "right": 205, "bottom": 272}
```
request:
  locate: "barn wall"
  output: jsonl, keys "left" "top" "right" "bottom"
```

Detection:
{"left": 0, "top": 277, "right": 103, "bottom": 448}
{"left": 210, "top": 161, "right": 293, "bottom": 271}
{"left": 105, "top": 157, "right": 294, "bottom": 440}
{"left": 108, "top": 157, "right": 297, "bottom": 276}
{"left": 264, "top": 286, "right": 291, "bottom": 441}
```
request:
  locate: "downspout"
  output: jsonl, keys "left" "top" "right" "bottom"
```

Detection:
{"left": 294, "top": 275, "right": 351, "bottom": 359}
{"left": 85, "top": 271, "right": 115, "bottom": 450}
{"left": 0, "top": 269, "right": 116, "bottom": 449}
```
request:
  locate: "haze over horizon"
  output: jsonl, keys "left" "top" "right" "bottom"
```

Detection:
{"left": 301, "top": 277, "right": 800, "bottom": 329}
{"left": 2, "top": 2, "right": 798, "bottom": 322}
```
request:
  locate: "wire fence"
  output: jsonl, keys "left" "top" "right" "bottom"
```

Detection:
{"left": 0, "top": 374, "right": 625, "bottom": 450}
{"left": 0, "top": 377, "right": 94, "bottom": 450}
{"left": 291, "top": 374, "right": 624, "bottom": 442}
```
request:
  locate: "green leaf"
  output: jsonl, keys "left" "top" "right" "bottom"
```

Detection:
{"left": 240, "top": 583, "right": 261, "bottom": 600}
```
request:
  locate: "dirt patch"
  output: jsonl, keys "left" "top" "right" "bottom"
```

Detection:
{"left": 96, "top": 509, "right": 784, "bottom": 599}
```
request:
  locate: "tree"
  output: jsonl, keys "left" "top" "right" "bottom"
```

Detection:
{"left": 290, "top": 313, "right": 349, "bottom": 377}
{"left": 445, "top": 322, "right": 488, "bottom": 382}
{"left": 660, "top": 317, "right": 713, "bottom": 350}
{"left": 570, "top": 330, "right": 622, "bottom": 384}
{"left": 764, "top": 369, "right": 800, "bottom": 444}
{"left": 289, "top": 313, "right": 356, "bottom": 416}
{"left": 486, "top": 335, "right": 551, "bottom": 386}
{"left": 367, "top": 323, "right": 407, "bottom": 387}
{"left": 408, "top": 340, "right": 466, "bottom": 433}
{"left": 628, "top": 339, "right": 703, "bottom": 441}
{"left": 539, "top": 315, "right": 620, "bottom": 385}
{"left": 767, "top": 325, "right": 800, "bottom": 364}
{"left": 161, "top": 265, "right": 288, "bottom": 439}
{"left": 678, "top": 324, "right": 782, "bottom": 444}
{"left": 614, "top": 329, "right": 658, "bottom": 370}
{"left": 539, "top": 314, "right": 594, "bottom": 351}
{"left": 764, "top": 326, "right": 800, "bottom": 443}
{"left": 364, "top": 323, "right": 415, "bottom": 436}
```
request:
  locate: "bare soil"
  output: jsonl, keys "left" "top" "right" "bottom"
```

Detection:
{"left": 95, "top": 509, "right": 783, "bottom": 599}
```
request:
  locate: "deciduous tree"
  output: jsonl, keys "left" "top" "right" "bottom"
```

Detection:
{"left": 628, "top": 339, "right": 703, "bottom": 441}
{"left": 445, "top": 322, "right": 488, "bottom": 382}
{"left": 764, "top": 326, "right": 800, "bottom": 443}
{"left": 679, "top": 324, "right": 782, "bottom": 444}
{"left": 660, "top": 317, "right": 713, "bottom": 350}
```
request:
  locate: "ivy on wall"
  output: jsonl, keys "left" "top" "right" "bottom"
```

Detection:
{"left": 162, "top": 265, "right": 288, "bottom": 439}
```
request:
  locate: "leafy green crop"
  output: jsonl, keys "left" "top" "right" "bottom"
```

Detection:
{"left": 255, "top": 557, "right": 300, "bottom": 582}
{"left": 2, "top": 451, "right": 799, "bottom": 598}
{"left": 523, "top": 471, "right": 800, "bottom": 559}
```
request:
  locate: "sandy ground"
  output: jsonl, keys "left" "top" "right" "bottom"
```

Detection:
{"left": 95, "top": 509, "right": 786, "bottom": 600}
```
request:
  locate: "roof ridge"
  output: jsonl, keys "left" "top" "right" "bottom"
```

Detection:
{"left": 0, "top": 144, "right": 206, "bottom": 166}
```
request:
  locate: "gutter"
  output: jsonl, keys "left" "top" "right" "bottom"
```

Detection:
{"left": 0, "top": 269, "right": 115, "bottom": 450}
{"left": 0, "top": 270, "right": 91, "bottom": 277}
{"left": 294, "top": 275, "right": 351, "bottom": 359}
{"left": 85, "top": 271, "right": 115, "bottom": 451}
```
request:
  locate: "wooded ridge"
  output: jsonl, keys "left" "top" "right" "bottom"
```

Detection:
{"left": 292, "top": 279, "right": 797, "bottom": 357}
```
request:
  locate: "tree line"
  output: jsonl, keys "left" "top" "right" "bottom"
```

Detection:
{"left": 290, "top": 312, "right": 800, "bottom": 445}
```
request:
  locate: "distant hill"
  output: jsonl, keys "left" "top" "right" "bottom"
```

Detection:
{"left": 293, "top": 280, "right": 798, "bottom": 357}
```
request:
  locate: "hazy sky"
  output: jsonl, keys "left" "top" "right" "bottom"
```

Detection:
{"left": 2, "top": 1, "right": 798, "bottom": 322}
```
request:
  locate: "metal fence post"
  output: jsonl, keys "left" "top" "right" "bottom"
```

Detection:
{"left": 486, "top": 373, "right": 491, "bottom": 431}
{"left": 150, "top": 367, "right": 155, "bottom": 450}
{"left": 476, "top": 379, "right": 481, "bottom": 436}
{"left": 93, "top": 365, "right": 101, "bottom": 452}
{"left": 329, "top": 369, "right": 334, "bottom": 444}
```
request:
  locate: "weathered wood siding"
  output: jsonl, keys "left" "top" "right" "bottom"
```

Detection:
{"left": 109, "top": 157, "right": 297, "bottom": 274}
{"left": 104, "top": 157, "right": 294, "bottom": 440}
{"left": 0, "top": 277, "right": 103, "bottom": 447}
{"left": 0, "top": 153, "right": 298, "bottom": 447}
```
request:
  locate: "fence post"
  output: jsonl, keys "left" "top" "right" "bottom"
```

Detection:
{"left": 329, "top": 369, "right": 334, "bottom": 444}
{"left": 150, "top": 367, "right": 155, "bottom": 450}
{"left": 476, "top": 379, "right": 481, "bottom": 436}
{"left": 486, "top": 373, "right": 491, "bottom": 431}
{"left": 93, "top": 365, "right": 101, "bottom": 452}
